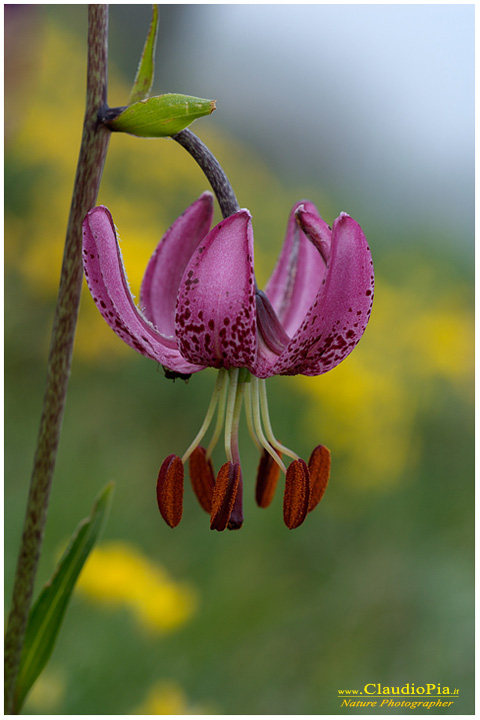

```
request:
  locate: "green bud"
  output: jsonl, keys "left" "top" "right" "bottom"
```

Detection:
{"left": 105, "top": 94, "right": 216, "bottom": 138}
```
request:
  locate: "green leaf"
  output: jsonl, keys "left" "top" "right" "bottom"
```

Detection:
{"left": 129, "top": 4, "right": 159, "bottom": 105}
{"left": 106, "top": 93, "right": 216, "bottom": 138}
{"left": 14, "top": 483, "right": 114, "bottom": 712}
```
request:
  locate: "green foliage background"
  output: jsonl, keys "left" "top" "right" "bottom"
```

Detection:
{"left": 5, "top": 6, "right": 474, "bottom": 715}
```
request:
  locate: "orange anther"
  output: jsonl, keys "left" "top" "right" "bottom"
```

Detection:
{"left": 307, "top": 445, "right": 331, "bottom": 512}
{"left": 156, "top": 454, "right": 184, "bottom": 528}
{"left": 255, "top": 448, "right": 281, "bottom": 508}
{"left": 189, "top": 446, "right": 215, "bottom": 513}
{"left": 283, "top": 459, "right": 309, "bottom": 529}
{"left": 210, "top": 462, "right": 240, "bottom": 531}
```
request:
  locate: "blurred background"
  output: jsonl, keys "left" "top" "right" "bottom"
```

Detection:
{"left": 5, "top": 4, "right": 474, "bottom": 715}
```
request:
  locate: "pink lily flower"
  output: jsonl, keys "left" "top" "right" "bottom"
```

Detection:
{"left": 82, "top": 191, "right": 374, "bottom": 531}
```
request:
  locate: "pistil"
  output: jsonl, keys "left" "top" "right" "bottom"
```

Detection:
{"left": 224, "top": 368, "right": 240, "bottom": 463}
{"left": 224, "top": 368, "right": 248, "bottom": 529}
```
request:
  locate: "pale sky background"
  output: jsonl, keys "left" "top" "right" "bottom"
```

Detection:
{"left": 111, "top": 4, "right": 474, "bottom": 243}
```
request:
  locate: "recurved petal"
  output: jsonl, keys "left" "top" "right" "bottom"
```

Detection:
{"left": 140, "top": 192, "right": 214, "bottom": 336}
{"left": 273, "top": 211, "right": 374, "bottom": 376}
{"left": 82, "top": 206, "right": 204, "bottom": 375}
{"left": 265, "top": 201, "right": 330, "bottom": 338}
{"left": 175, "top": 210, "right": 257, "bottom": 368}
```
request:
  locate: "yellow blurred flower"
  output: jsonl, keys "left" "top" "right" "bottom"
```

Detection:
{"left": 76, "top": 541, "right": 197, "bottom": 633}
{"left": 298, "top": 273, "right": 473, "bottom": 488}
{"left": 133, "top": 680, "right": 213, "bottom": 715}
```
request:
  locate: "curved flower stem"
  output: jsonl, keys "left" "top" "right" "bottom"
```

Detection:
{"left": 4, "top": 6, "right": 111, "bottom": 713}
{"left": 172, "top": 128, "right": 240, "bottom": 219}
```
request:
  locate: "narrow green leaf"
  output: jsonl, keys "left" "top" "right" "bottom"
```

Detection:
{"left": 14, "top": 483, "right": 114, "bottom": 712}
{"left": 106, "top": 93, "right": 216, "bottom": 138}
{"left": 129, "top": 4, "right": 159, "bottom": 104}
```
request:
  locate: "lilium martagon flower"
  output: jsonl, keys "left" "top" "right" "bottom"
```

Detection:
{"left": 82, "top": 192, "right": 374, "bottom": 531}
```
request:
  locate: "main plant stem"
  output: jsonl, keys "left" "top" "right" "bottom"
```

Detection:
{"left": 4, "top": 6, "right": 110, "bottom": 712}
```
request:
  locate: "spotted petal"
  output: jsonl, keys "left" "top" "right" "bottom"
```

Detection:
{"left": 82, "top": 206, "right": 205, "bottom": 374}
{"left": 140, "top": 192, "right": 214, "bottom": 336}
{"left": 175, "top": 210, "right": 257, "bottom": 368}
{"left": 272, "top": 209, "right": 374, "bottom": 376}
{"left": 265, "top": 200, "right": 330, "bottom": 337}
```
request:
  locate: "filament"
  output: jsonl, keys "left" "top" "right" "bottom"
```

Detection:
{"left": 244, "top": 382, "right": 262, "bottom": 451}
{"left": 250, "top": 376, "right": 286, "bottom": 473}
{"left": 258, "top": 378, "right": 299, "bottom": 461}
{"left": 182, "top": 368, "right": 228, "bottom": 464}
{"left": 206, "top": 372, "right": 228, "bottom": 458}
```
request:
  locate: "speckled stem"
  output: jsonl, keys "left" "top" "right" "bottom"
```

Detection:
{"left": 4, "top": 6, "right": 110, "bottom": 712}
{"left": 173, "top": 128, "right": 240, "bottom": 218}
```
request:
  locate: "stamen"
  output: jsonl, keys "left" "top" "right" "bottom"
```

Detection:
{"left": 157, "top": 454, "right": 184, "bottom": 528}
{"left": 182, "top": 368, "right": 228, "bottom": 464}
{"left": 307, "top": 445, "right": 331, "bottom": 512}
{"left": 258, "top": 378, "right": 299, "bottom": 462}
{"left": 210, "top": 461, "right": 241, "bottom": 531}
{"left": 189, "top": 446, "right": 215, "bottom": 513}
{"left": 256, "top": 449, "right": 282, "bottom": 508}
{"left": 250, "top": 376, "right": 286, "bottom": 473}
{"left": 205, "top": 372, "right": 228, "bottom": 458}
{"left": 283, "top": 459, "right": 310, "bottom": 529}
{"left": 243, "top": 382, "right": 262, "bottom": 451}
